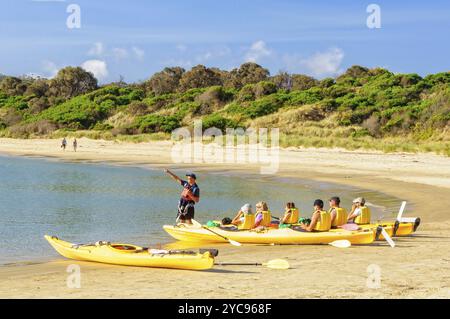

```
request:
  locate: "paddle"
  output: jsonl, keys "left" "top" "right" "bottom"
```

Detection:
{"left": 329, "top": 240, "right": 351, "bottom": 248}
{"left": 191, "top": 219, "right": 242, "bottom": 247}
{"left": 381, "top": 227, "right": 396, "bottom": 248}
{"left": 396, "top": 201, "right": 407, "bottom": 221}
{"left": 215, "top": 259, "right": 290, "bottom": 270}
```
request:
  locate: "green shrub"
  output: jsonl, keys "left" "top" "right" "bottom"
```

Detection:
{"left": 135, "top": 114, "right": 180, "bottom": 133}
{"left": 288, "top": 87, "right": 323, "bottom": 106}
{"left": 202, "top": 114, "right": 238, "bottom": 131}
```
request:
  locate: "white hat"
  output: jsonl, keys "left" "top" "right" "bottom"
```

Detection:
{"left": 353, "top": 197, "right": 363, "bottom": 204}
{"left": 241, "top": 203, "right": 252, "bottom": 214}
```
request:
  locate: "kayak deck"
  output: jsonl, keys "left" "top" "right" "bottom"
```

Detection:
{"left": 163, "top": 225, "right": 375, "bottom": 245}
{"left": 44, "top": 235, "right": 214, "bottom": 270}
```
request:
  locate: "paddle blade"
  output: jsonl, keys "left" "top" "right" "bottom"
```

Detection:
{"left": 264, "top": 259, "right": 290, "bottom": 270}
{"left": 381, "top": 228, "right": 395, "bottom": 248}
{"left": 398, "top": 217, "right": 417, "bottom": 223}
{"left": 329, "top": 240, "right": 352, "bottom": 248}
{"left": 228, "top": 239, "right": 242, "bottom": 247}
{"left": 396, "top": 201, "right": 407, "bottom": 221}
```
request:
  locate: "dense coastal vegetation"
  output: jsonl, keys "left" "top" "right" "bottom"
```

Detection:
{"left": 0, "top": 63, "right": 449, "bottom": 155}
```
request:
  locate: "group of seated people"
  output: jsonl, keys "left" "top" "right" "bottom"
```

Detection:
{"left": 227, "top": 196, "right": 371, "bottom": 232}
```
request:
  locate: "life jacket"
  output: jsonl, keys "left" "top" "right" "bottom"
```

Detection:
{"left": 329, "top": 207, "right": 348, "bottom": 227}
{"left": 256, "top": 210, "right": 272, "bottom": 227}
{"left": 180, "top": 187, "right": 191, "bottom": 200}
{"left": 355, "top": 206, "right": 371, "bottom": 225}
{"left": 284, "top": 208, "right": 299, "bottom": 224}
{"left": 313, "top": 210, "right": 331, "bottom": 232}
{"left": 238, "top": 213, "right": 255, "bottom": 230}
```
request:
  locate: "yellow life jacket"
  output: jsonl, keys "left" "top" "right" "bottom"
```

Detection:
{"left": 238, "top": 213, "right": 255, "bottom": 230}
{"left": 284, "top": 208, "right": 299, "bottom": 224}
{"left": 329, "top": 207, "right": 348, "bottom": 227}
{"left": 355, "top": 206, "right": 371, "bottom": 225}
{"left": 256, "top": 210, "right": 272, "bottom": 227}
{"left": 313, "top": 210, "right": 331, "bottom": 232}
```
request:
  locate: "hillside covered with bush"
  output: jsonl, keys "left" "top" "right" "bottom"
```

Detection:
{"left": 0, "top": 63, "right": 449, "bottom": 155}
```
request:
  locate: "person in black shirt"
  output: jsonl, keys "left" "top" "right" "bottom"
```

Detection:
{"left": 165, "top": 169, "right": 200, "bottom": 225}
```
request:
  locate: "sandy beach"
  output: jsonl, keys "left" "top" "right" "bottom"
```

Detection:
{"left": 0, "top": 137, "right": 449, "bottom": 298}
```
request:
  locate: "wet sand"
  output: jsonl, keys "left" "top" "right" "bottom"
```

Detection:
{"left": 0, "top": 137, "right": 449, "bottom": 298}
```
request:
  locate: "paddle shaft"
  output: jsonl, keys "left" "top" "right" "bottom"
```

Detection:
{"left": 215, "top": 262, "right": 262, "bottom": 266}
{"left": 202, "top": 226, "right": 232, "bottom": 241}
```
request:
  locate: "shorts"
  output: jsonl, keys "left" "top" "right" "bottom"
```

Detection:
{"left": 178, "top": 205, "right": 195, "bottom": 220}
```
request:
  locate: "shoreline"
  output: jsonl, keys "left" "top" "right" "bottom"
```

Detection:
{"left": 0, "top": 137, "right": 449, "bottom": 298}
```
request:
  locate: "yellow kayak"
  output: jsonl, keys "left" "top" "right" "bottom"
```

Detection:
{"left": 163, "top": 225, "right": 374, "bottom": 245}
{"left": 360, "top": 218, "right": 420, "bottom": 239}
{"left": 44, "top": 235, "right": 215, "bottom": 270}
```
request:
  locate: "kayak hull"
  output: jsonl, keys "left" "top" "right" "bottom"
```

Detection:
{"left": 163, "top": 225, "right": 374, "bottom": 245}
{"left": 360, "top": 220, "right": 419, "bottom": 239}
{"left": 44, "top": 235, "right": 214, "bottom": 270}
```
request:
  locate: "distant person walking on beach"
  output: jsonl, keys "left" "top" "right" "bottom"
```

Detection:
{"left": 165, "top": 169, "right": 200, "bottom": 225}
{"left": 61, "top": 138, "right": 67, "bottom": 151}
{"left": 73, "top": 139, "right": 77, "bottom": 152}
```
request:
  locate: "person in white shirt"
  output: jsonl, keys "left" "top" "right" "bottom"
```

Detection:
{"left": 349, "top": 197, "right": 371, "bottom": 224}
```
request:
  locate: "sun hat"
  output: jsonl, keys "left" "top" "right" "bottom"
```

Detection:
{"left": 241, "top": 203, "right": 252, "bottom": 214}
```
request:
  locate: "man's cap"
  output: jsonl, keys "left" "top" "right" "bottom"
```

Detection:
{"left": 186, "top": 172, "right": 197, "bottom": 179}
{"left": 353, "top": 197, "right": 363, "bottom": 204}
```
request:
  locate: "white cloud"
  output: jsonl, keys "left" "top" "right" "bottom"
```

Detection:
{"left": 301, "top": 48, "right": 344, "bottom": 77}
{"left": 88, "top": 42, "right": 104, "bottom": 56}
{"left": 42, "top": 60, "right": 59, "bottom": 78}
{"left": 132, "top": 46, "right": 145, "bottom": 61}
{"left": 245, "top": 40, "right": 271, "bottom": 63}
{"left": 81, "top": 60, "right": 108, "bottom": 80}
{"left": 112, "top": 48, "right": 129, "bottom": 60}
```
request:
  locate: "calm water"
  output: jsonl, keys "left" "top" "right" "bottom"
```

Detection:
{"left": 0, "top": 155, "right": 401, "bottom": 264}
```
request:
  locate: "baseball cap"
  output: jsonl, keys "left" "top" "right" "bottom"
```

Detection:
{"left": 186, "top": 172, "right": 197, "bottom": 179}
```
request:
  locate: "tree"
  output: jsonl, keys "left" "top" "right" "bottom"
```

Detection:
{"left": 253, "top": 81, "right": 277, "bottom": 98}
{"left": 0, "top": 76, "right": 27, "bottom": 96}
{"left": 146, "top": 67, "right": 185, "bottom": 95}
{"left": 291, "top": 74, "right": 319, "bottom": 91}
{"left": 178, "top": 65, "right": 223, "bottom": 91}
{"left": 225, "top": 62, "right": 269, "bottom": 89}
{"left": 271, "top": 71, "right": 292, "bottom": 90}
{"left": 337, "top": 65, "right": 370, "bottom": 81}
{"left": 25, "top": 79, "right": 49, "bottom": 97}
{"left": 47, "top": 67, "right": 98, "bottom": 101}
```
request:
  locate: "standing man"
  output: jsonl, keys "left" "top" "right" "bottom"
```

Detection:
{"left": 61, "top": 138, "right": 67, "bottom": 150}
{"left": 165, "top": 169, "right": 200, "bottom": 225}
{"left": 73, "top": 138, "right": 78, "bottom": 152}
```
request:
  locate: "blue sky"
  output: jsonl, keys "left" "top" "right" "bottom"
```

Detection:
{"left": 0, "top": 0, "right": 449, "bottom": 83}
